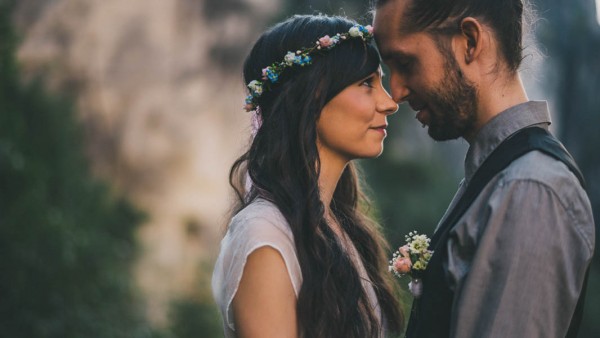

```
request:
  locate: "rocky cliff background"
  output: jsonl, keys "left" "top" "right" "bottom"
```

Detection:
{"left": 13, "top": 0, "right": 282, "bottom": 325}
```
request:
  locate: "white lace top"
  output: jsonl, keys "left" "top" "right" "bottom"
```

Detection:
{"left": 211, "top": 198, "right": 383, "bottom": 337}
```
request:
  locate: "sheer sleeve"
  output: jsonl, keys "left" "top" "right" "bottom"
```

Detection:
{"left": 211, "top": 200, "right": 302, "bottom": 332}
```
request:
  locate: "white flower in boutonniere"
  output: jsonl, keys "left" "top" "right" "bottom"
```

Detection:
{"left": 389, "top": 231, "right": 433, "bottom": 298}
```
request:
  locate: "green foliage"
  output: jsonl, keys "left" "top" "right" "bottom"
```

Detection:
{"left": 0, "top": 2, "right": 152, "bottom": 337}
{"left": 167, "top": 263, "right": 222, "bottom": 338}
{"left": 168, "top": 299, "right": 222, "bottom": 338}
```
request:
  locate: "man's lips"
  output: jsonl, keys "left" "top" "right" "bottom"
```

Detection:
{"left": 408, "top": 101, "right": 425, "bottom": 112}
{"left": 410, "top": 102, "right": 430, "bottom": 128}
{"left": 416, "top": 109, "right": 429, "bottom": 128}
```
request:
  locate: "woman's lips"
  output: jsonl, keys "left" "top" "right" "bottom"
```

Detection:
{"left": 370, "top": 125, "right": 388, "bottom": 136}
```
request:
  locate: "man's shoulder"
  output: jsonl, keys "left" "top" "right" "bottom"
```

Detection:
{"left": 497, "top": 150, "right": 593, "bottom": 225}
{"left": 501, "top": 150, "right": 581, "bottom": 190}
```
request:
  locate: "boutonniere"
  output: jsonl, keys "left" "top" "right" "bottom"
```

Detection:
{"left": 389, "top": 231, "right": 433, "bottom": 298}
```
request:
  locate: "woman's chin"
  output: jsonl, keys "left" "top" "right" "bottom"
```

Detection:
{"left": 371, "top": 144, "right": 385, "bottom": 158}
{"left": 354, "top": 146, "right": 384, "bottom": 159}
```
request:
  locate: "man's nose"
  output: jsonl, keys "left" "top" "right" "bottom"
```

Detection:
{"left": 389, "top": 72, "right": 410, "bottom": 103}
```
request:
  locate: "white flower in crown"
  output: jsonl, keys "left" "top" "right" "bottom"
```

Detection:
{"left": 284, "top": 52, "right": 297, "bottom": 65}
{"left": 349, "top": 26, "right": 362, "bottom": 37}
{"left": 243, "top": 24, "right": 374, "bottom": 111}
{"left": 247, "top": 80, "right": 263, "bottom": 96}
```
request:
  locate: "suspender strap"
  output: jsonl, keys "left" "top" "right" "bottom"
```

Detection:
{"left": 430, "top": 127, "right": 586, "bottom": 249}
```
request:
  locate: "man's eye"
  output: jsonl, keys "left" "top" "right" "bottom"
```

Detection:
{"left": 396, "top": 60, "right": 412, "bottom": 73}
{"left": 390, "top": 56, "right": 413, "bottom": 73}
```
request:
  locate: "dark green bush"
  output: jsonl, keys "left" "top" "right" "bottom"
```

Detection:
{"left": 0, "top": 1, "right": 151, "bottom": 336}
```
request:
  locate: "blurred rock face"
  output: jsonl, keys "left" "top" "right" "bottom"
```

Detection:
{"left": 15, "top": 0, "right": 281, "bottom": 325}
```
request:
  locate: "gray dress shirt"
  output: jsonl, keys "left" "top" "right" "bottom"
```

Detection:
{"left": 437, "top": 101, "right": 595, "bottom": 338}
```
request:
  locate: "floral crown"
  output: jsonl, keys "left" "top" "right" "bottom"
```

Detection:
{"left": 244, "top": 24, "right": 374, "bottom": 112}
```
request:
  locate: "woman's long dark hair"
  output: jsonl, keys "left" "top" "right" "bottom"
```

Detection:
{"left": 229, "top": 15, "right": 403, "bottom": 338}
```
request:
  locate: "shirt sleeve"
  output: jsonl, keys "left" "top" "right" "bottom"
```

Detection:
{"left": 448, "top": 178, "right": 594, "bottom": 338}
{"left": 211, "top": 214, "right": 302, "bottom": 332}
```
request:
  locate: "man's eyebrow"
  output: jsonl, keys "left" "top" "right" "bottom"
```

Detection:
{"left": 380, "top": 48, "right": 414, "bottom": 62}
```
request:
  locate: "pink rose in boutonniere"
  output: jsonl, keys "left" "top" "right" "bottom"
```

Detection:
{"left": 389, "top": 231, "right": 433, "bottom": 298}
{"left": 393, "top": 255, "right": 412, "bottom": 274}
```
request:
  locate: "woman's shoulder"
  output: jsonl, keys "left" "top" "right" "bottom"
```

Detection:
{"left": 228, "top": 198, "right": 292, "bottom": 239}
{"left": 213, "top": 198, "right": 302, "bottom": 332}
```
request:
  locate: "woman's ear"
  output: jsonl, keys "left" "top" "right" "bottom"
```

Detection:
{"left": 459, "top": 17, "right": 484, "bottom": 65}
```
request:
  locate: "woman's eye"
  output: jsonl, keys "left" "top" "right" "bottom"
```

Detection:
{"left": 361, "top": 78, "right": 375, "bottom": 88}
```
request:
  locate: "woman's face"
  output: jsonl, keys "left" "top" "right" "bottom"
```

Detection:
{"left": 317, "top": 69, "right": 398, "bottom": 163}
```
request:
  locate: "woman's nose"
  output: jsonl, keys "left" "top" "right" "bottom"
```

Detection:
{"left": 377, "top": 89, "right": 399, "bottom": 115}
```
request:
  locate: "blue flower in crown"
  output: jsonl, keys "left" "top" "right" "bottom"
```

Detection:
{"left": 359, "top": 25, "right": 370, "bottom": 35}
{"left": 243, "top": 24, "right": 374, "bottom": 112}
{"left": 263, "top": 67, "right": 279, "bottom": 83}
{"left": 296, "top": 54, "right": 312, "bottom": 66}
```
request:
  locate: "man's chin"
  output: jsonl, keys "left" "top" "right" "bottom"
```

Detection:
{"left": 427, "top": 125, "right": 463, "bottom": 141}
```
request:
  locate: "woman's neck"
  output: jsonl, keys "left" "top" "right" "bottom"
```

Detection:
{"left": 318, "top": 151, "right": 348, "bottom": 218}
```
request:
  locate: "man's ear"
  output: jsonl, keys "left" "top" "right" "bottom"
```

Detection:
{"left": 459, "top": 17, "right": 484, "bottom": 65}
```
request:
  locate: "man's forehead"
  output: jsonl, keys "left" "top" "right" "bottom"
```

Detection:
{"left": 373, "top": 0, "right": 412, "bottom": 44}
{"left": 373, "top": 1, "right": 416, "bottom": 60}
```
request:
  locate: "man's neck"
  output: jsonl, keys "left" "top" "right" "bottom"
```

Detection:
{"left": 465, "top": 74, "right": 529, "bottom": 143}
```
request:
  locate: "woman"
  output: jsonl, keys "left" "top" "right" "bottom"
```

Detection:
{"left": 212, "top": 14, "right": 403, "bottom": 338}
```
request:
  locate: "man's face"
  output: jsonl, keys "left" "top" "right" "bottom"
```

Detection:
{"left": 373, "top": 0, "right": 478, "bottom": 141}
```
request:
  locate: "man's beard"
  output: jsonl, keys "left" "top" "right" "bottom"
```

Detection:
{"left": 425, "top": 53, "right": 478, "bottom": 141}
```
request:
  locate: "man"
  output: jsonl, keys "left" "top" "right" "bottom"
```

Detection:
{"left": 373, "top": 0, "right": 595, "bottom": 337}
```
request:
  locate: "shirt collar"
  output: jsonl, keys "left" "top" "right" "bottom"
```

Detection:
{"left": 464, "top": 101, "right": 552, "bottom": 182}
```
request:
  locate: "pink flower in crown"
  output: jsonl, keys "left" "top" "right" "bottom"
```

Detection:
{"left": 318, "top": 35, "right": 334, "bottom": 48}
{"left": 261, "top": 68, "right": 269, "bottom": 80}
{"left": 394, "top": 257, "right": 412, "bottom": 274}
{"left": 365, "top": 25, "right": 373, "bottom": 35}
